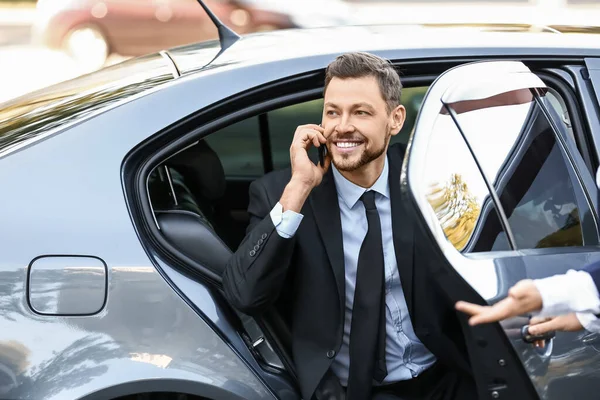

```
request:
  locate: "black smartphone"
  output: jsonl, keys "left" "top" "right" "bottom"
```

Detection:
{"left": 318, "top": 123, "right": 327, "bottom": 166}
{"left": 318, "top": 144, "right": 328, "bottom": 166}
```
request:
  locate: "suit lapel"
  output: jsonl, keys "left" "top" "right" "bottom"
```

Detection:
{"left": 388, "top": 150, "right": 415, "bottom": 317}
{"left": 309, "top": 169, "right": 346, "bottom": 317}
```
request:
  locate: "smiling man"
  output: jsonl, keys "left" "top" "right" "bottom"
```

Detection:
{"left": 223, "top": 52, "right": 475, "bottom": 400}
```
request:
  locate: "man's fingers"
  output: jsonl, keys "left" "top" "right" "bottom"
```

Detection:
{"left": 319, "top": 133, "right": 327, "bottom": 144}
{"left": 456, "top": 298, "right": 517, "bottom": 326}
{"left": 529, "top": 316, "right": 552, "bottom": 326}
{"left": 455, "top": 301, "right": 486, "bottom": 316}
{"left": 455, "top": 301, "right": 506, "bottom": 326}
{"left": 528, "top": 319, "right": 560, "bottom": 336}
{"left": 312, "top": 133, "right": 320, "bottom": 147}
{"left": 296, "top": 129, "right": 325, "bottom": 149}
{"left": 310, "top": 130, "right": 327, "bottom": 147}
{"left": 508, "top": 279, "right": 534, "bottom": 299}
{"left": 301, "top": 124, "right": 324, "bottom": 133}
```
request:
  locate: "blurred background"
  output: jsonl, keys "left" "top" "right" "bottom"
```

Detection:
{"left": 0, "top": 0, "right": 598, "bottom": 103}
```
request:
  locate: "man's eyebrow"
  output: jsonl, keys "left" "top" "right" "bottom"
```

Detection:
{"left": 324, "top": 102, "right": 376, "bottom": 110}
{"left": 354, "top": 102, "right": 375, "bottom": 111}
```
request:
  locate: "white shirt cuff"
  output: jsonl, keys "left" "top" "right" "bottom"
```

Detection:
{"left": 576, "top": 312, "right": 600, "bottom": 333}
{"left": 534, "top": 270, "right": 600, "bottom": 317}
{"left": 269, "top": 202, "right": 303, "bottom": 239}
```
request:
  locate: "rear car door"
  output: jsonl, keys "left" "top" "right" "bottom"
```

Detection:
{"left": 403, "top": 60, "right": 600, "bottom": 399}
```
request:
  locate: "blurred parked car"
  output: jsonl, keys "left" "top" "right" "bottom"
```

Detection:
{"left": 235, "top": 0, "right": 356, "bottom": 29}
{"left": 32, "top": 0, "right": 296, "bottom": 71}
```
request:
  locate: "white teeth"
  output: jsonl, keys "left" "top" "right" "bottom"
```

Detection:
{"left": 336, "top": 142, "right": 361, "bottom": 148}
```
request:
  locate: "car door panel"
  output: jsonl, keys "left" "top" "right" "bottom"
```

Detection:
{"left": 404, "top": 60, "right": 600, "bottom": 399}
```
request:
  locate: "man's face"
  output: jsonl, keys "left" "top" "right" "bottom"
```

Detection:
{"left": 322, "top": 76, "right": 405, "bottom": 172}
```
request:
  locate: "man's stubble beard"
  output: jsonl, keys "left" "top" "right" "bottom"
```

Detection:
{"left": 332, "top": 126, "right": 392, "bottom": 172}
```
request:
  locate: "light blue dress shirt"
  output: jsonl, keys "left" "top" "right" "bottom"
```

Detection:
{"left": 270, "top": 156, "right": 436, "bottom": 386}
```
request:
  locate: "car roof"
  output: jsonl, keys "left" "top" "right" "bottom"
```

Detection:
{"left": 2, "top": 24, "right": 599, "bottom": 158}
{"left": 0, "top": 53, "right": 175, "bottom": 156}
{"left": 169, "top": 24, "right": 600, "bottom": 75}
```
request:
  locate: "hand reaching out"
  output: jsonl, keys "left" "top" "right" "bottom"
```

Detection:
{"left": 455, "top": 279, "right": 543, "bottom": 326}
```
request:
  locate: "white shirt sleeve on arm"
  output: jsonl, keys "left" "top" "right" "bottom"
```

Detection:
{"left": 269, "top": 202, "right": 304, "bottom": 239}
{"left": 534, "top": 270, "right": 600, "bottom": 317}
{"left": 576, "top": 312, "right": 600, "bottom": 333}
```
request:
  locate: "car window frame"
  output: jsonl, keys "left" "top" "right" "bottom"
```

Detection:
{"left": 127, "top": 61, "right": 600, "bottom": 282}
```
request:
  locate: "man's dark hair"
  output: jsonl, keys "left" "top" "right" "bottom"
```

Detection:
{"left": 324, "top": 52, "right": 402, "bottom": 113}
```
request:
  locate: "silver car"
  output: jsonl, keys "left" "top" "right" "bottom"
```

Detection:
{"left": 1, "top": 21, "right": 600, "bottom": 400}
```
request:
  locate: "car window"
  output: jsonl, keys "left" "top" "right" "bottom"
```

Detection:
{"left": 268, "top": 86, "right": 430, "bottom": 171}
{"left": 391, "top": 86, "right": 429, "bottom": 145}
{"left": 204, "top": 116, "right": 263, "bottom": 177}
{"left": 268, "top": 99, "right": 324, "bottom": 171}
{"left": 450, "top": 88, "right": 587, "bottom": 250}
{"left": 207, "top": 85, "right": 430, "bottom": 177}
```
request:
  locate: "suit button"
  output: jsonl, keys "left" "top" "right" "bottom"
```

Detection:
{"left": 326, "top": 350, "right": 335, "bottom": 358}
{"left": 253, "top": 245, "right": 260, "bottom": 251}
{"left": 249, "top": 250, "right": 256, "bottom": 257}
{"left": 257, "top": 238, "right": 264, "bottom": 245}
{"left": 261, "top": 233, "right": 267, "bottom": 240}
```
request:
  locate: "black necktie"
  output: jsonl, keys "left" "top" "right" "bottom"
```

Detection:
{"left": 347, "top": 190, "right": 387, "bottom": 400}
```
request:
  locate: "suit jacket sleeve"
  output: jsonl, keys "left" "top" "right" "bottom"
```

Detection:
{"left": 222, "top": 178, "right": 297, "bottom": 316}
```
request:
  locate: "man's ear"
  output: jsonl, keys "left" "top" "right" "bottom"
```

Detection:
{"left": 389, "top": 104, "right": 406, "bottom": 136}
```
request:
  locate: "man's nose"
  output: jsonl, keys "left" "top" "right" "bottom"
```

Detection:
{"left": 336, "top": 114, "right": 356, "bottom": 134}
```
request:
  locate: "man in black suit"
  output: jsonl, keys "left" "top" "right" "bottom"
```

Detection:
{"left": 223, "top": 52, "right": 475, "bottom": 400}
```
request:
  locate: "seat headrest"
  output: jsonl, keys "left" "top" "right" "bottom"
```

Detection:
{"left": 156, "top": 210, "right": 232, "bottom": 277}
{"left": 167, "top": 140, "right": 225, "bottom": 201}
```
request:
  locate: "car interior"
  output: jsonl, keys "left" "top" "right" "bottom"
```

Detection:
{"left": 147, "top": 135, "right": 300, "bottom": 378}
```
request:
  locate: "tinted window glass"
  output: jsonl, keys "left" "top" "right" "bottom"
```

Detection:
{"left": 204, "top": 117, "right": 263, "bottom": 177}
{"left": 450, "top": 89, "right": 585, "bottom": 249}
{"left": 268, "top": 86, "right": 429, "bottom": 170}
{"left": 268, "top": 99, "right": 323, "bottom": 171}
{"left": 207, "top": 86, "right": 430, "bottom": 177}
{"left": 392, "top": 86, "right": 429, "bottom": 145}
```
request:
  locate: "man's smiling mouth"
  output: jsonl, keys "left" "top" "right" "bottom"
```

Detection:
{"left": 333, "top": 140, "right": 364, "bottom": 150}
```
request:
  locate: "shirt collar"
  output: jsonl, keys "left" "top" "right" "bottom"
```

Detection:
{"left": 332, "top": 156, "right": 390, "bottom": 209}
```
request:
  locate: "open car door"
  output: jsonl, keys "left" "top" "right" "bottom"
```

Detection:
{"left": 403, "top": 60, "right": 600, "bottom": 399}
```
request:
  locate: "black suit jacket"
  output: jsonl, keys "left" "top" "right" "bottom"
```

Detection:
{"left": 223, "top": 143, "right": 473, "bottom": 399}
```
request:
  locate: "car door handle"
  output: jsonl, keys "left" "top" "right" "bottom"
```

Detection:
{"left": 521, "top": 325, "right": 556, "bottom": 344}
